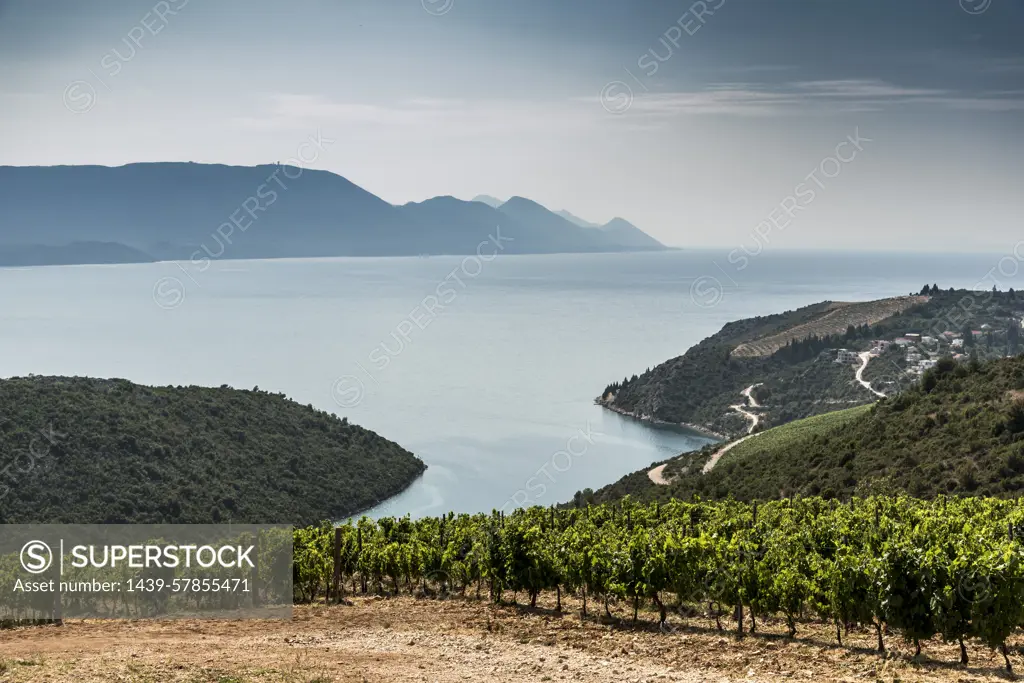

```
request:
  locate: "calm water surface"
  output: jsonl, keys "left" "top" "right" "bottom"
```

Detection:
{"left": 1, "top": 249, "right": 1021, "bottom": 517}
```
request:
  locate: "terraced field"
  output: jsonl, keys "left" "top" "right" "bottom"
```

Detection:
{"left": 731, "top": 295, "right": 927, "bottom": 357}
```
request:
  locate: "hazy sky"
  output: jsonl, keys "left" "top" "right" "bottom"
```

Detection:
{"left": 1, "top": 0, "right": 1022, "bottom": 250}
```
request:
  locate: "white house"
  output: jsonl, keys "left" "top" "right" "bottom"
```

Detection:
{"left": 951, "top": 338, "right": 965, "bottom": 349}
{"left": 835, "top": 349, "right": 860, "bottom": 364}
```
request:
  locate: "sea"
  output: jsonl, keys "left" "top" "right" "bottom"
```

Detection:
{"left": 2, "top": 248, "right": 1022, "bottom": 518}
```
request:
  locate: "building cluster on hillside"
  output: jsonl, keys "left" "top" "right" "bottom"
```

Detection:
{"left": 857, "top": 329, "right": 979, "bottom": 377}
{"left": 825, "top": 293, "right": 1023, "bottom": 378}
{"left": 899, "top": 330, "right": 953, "bottom": 375}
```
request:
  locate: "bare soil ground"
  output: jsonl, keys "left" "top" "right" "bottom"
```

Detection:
{"left": 2, "top": 593, "right": 1022, "bottom": 682}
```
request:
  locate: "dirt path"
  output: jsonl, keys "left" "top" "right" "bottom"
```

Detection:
{"left": 647, "top": 462, "right": 671, "bottom": 485}
{"left": 701, "top": 433, "right": 754, "bottom": 474}
{"left": 701, "top": 384, "right": 762, "bottom": 474}
{"left": 743, "top": 383, "right": 763, "bottom": 409}
{"left": 0, "top": 595, "right": 1012, "bottom": 682}
{"left": 855, "top": 351, "right": 886, "bottom": 397}
{"left": 732, "top": 383, "right": 762, "bottom": 432}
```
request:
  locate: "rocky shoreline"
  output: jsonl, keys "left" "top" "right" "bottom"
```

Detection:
{"left": 597, "top": 400, "right": 730, "bottom": 441}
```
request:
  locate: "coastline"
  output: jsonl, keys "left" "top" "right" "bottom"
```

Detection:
{"left": 339, "top": 461, "right": 428, "bottom": 522}
{"left": 598, "top": 401, "right": 730, "bottom": 441}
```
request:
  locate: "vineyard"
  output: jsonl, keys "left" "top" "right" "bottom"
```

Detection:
{"left": 712, "top": 403, "right": 872, "bottom": 470}
{"left": 295, "top": 496, "right": 1024, "bottom": 672}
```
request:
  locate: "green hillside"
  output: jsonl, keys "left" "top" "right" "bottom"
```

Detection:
{"left": 588, "top": 354, "right": 1024, "bottom": 504}
{"left": 0, "top": 376, "right": 425, "bottom": 524}
{"left": 714, "top": 403, "right": 873, "bottom": 469}
{"left": 600, "top": 287, "right": 1023, "bottom": 437}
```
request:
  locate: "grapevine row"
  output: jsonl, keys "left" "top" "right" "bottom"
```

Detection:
{"left": 295, "top": 496, "right": 1024, "bottom": 671}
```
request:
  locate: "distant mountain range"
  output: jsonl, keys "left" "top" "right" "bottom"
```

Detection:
{"left": 0, "top": 164, "right": 666, "bottom": 267}
{"left": 474, "top": 196, "right": 663, "bottom": 249}
{"left": 552, "top": 209, "right": 601, "bottom": 228}
{"left": 470, "top": 194, "right": 505, "bottom": 209}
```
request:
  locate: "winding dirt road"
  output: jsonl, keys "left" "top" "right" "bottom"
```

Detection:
{"left": 700, "top": 433, "right": 755, "bottom": 475}
{"left": 733, "top": 383, "right": 762, "bottom": 431}
{"left": 647, "top": 384, "right": 764, "bottom": 483}
{"left": 647, "top": 463, "right": 671, "bottom": 485}
{"left": 855, "top": 351, "right": 886, "bottom": 397}
{"left": 701, "top": 383, "right": 762, "bottom": 475}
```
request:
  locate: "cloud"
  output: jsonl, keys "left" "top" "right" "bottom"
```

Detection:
{"left": 232, "top": 94, "right": 422, "bottom": 130}
{"left": 232, "top": 78, "right": 1024, "bottom": 141}
{"left": 232, "top": 93, "right": 602, "bottom": 137}
{"left": 791, "top": 80, "right": 948, "bottom": 99}
{"left": 593, "top": 79, "right": 1024, "bottom": 117}
{"left": 621, "top": 89, "right": 801, "bottom": 117}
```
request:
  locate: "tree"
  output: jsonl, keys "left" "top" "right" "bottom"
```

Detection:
{"left": 963, "top": 323, "right": 976, "bottom": 347}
